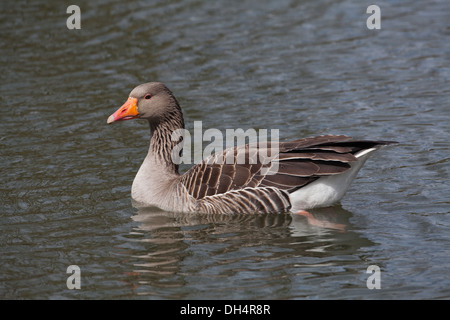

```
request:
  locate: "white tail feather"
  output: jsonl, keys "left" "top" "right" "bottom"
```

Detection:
{"left": 289, "top": 148, "right": 378, "bottom": 211}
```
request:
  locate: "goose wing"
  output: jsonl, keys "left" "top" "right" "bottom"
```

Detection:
{"left": 179, "top": 135, "right": 393, "bottom": 213}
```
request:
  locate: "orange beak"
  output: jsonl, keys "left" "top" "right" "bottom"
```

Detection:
{"left": 107, "top": 97, "right": 139, "bottom": 124}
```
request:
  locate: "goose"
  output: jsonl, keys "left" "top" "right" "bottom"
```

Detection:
{"left": 107, "top": 82, "right": 396, "bottom": 214}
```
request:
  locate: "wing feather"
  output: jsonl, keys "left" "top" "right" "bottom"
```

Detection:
{"left": 180, "top": 135, "right": 395, "bottom": 211}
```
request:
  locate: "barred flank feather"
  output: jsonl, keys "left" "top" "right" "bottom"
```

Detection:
{"left": 195, "top": 187, "right": 291, "bottom": 214}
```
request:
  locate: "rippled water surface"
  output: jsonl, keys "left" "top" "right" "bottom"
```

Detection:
{"left": 1, "top": 0, "right": 449, "bottom": 299}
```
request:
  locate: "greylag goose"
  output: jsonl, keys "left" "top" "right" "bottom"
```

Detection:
{"left": 107, "top": 82, "right": 396, "bottom": 214}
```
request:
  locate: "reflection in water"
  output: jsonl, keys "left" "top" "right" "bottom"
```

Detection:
{"left": 120, "top": 205, "right": 374, "bottom": 298}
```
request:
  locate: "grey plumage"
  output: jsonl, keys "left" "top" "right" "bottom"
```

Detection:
{"left": 107, "top": 82, "right": 397, "bottom": 214}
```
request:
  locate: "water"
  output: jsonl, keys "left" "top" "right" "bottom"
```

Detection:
{"left": 1, "top": 0, "right": 449, "bottom": 299}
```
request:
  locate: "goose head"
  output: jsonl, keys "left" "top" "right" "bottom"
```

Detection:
{"left": 107, "top": 82, "right": 181, "bottom": 125}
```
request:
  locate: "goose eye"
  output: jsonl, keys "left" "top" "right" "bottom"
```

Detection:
{"left": 144, "top": 94, "right": 152, "bottom": 100}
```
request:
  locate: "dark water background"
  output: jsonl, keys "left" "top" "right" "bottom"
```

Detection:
{"left": 1, "top": 0, "right": 449, "bottom": 299}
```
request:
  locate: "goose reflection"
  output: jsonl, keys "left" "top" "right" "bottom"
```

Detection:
{"left": 121, "top": 205, "right": 374, "bottom": 298}
{"left": 132, "top": 204, "right": 350, "bottom": 236}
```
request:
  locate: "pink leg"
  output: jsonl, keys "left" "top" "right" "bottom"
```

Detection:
{"left": 294, "top": 210, "right": 346, "bottom": 232}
